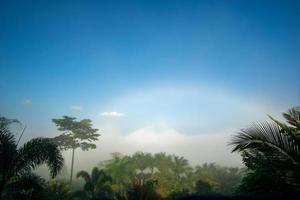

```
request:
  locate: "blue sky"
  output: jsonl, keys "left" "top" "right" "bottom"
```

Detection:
{"left": 0, "top": 0, "right": 299, "bottom": 151}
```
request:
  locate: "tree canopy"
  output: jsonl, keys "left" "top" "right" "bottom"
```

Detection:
{"left": 99, "top": 152, "right": 242, "bottom": 198}
{"left": 52, "top": 116, "right": 100, "bottom": 151}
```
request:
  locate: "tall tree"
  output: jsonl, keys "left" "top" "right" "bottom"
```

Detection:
{"left": 0, "top": 116, "right": 64, "bottom": 199}
{"left": 52, "top": 116, "right": 100, "bottom": 184}
{"left": 230, "top": 106, "right": 300, "bottom": 193}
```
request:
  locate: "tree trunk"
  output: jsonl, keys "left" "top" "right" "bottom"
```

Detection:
{"left": 70, "top": 147, "right": 75, "bottom": 184}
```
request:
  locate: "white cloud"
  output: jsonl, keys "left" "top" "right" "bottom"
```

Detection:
{"left": 70, "top": 105, "right": 83, "bottom": 111}
{"left": 99, "top": 112, "right": 125, "bottom": 117}
{"left": 21, "top": 99, "right": 32, "bottom": 106}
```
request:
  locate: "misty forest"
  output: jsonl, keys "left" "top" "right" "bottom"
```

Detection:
{"left": 1, "top": 0, "right": 300, "bottom": 199}
{"left": 1, "top": 107, "right": 300, "bottom": 199}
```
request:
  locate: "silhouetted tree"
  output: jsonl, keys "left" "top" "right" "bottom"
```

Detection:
{"left": 230, "top": 106, "right": 300, "bottom": 194}
{"left": 52, "top": 116, "right": 100, "bottom": 183}
{"left": 0, "top": 116, "right": 64, "bottom": 199}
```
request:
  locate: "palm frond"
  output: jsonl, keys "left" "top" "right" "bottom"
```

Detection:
{"left": 0, "top": 122, "right": 17, "bottom": 152}
{"left": 282, "top": 107, "right": 300, "bottom": 129}
{"left": 268, "top": 115, "right": 300, "bottom": 142}
{"left": 76, "top": 170, "right": 91, "bottom": 183}
{"left": 91, "top": 167, "right": 100, "bottom": 184}
{"left": 16, "top": 138, "right": 64, "bottom": 177}
{"left": 0, "top": 128, "right": 17, "bottom": 177}
{"left": 97, "top": 170, "right": 112, "bottom": 184}
{"left": 0, "top": 117, "right": 20, "bottom": 130}
{"left": 230, "top": 121, "right": 300, "bottom": 165}
{"left": 7, "top": 172, "right": 45, "bottom": 191}
{"left": 4, "top": 172, "right": 45, "bottom": 200}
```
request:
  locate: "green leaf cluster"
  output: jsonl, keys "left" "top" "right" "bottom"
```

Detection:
{"left": 52, "top": 116, "right": 100, "bottom": 151}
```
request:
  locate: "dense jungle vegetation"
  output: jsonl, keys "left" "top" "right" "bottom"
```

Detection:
{"left": 1, "top": 107, "right": 300, "bottom": 199}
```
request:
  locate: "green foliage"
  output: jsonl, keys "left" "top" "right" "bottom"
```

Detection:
{"left": 194, "top": 179, "right": 213, "bottom": 195}
{"left": 52, "top": 116, "right": 100, "bottom": 151}
{"left": 0, "top": 116, "right": 64, "bottom": 199}
{"left": 52, "top": 116, "right": 100, "bottom": 183}
{"left": 3, "top": 173, "right": 46, "bottom": 200}
{"left": 43, "top": 179, "right": 71, "bottom": 200}
{"left": 99, "top": 152, "right": 135, "bottom": 196}
{"left": 99, "top": 152, "right": 242, "bottom": 198}
{"left": 127, "top": 179, "right": 161, "bottom": 200}
{"left": 75, "top": 167, "right": 113, "bottom": 199}
{"left": 236, "top": 153, "right": 291, "bottom": 195}
{"left": 194, "top": 163, "right": 242, "bottom": 194}
{"left": 230, "top": 106, "right": 300, "bottom": 194}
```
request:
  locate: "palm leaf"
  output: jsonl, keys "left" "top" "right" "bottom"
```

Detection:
{"left": 4, "top": 173, "right": 45, "bottom": 200}
{"left": 91, "top": 167, "right": 100, "bottom": 185}
{"left": 230, "top": 121, "right": 300, "bottom": 165}
{"left": 16, "top": 138, "right": 64, "bottom": 178}
{"left": 283, "top": 107, "right": 300, "bottom": 129}
{"left": 0, "top": 129, "right": 17, "bottom": 177}
{"left": 77, "top": 170, "right": 91, "bottom": 183}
